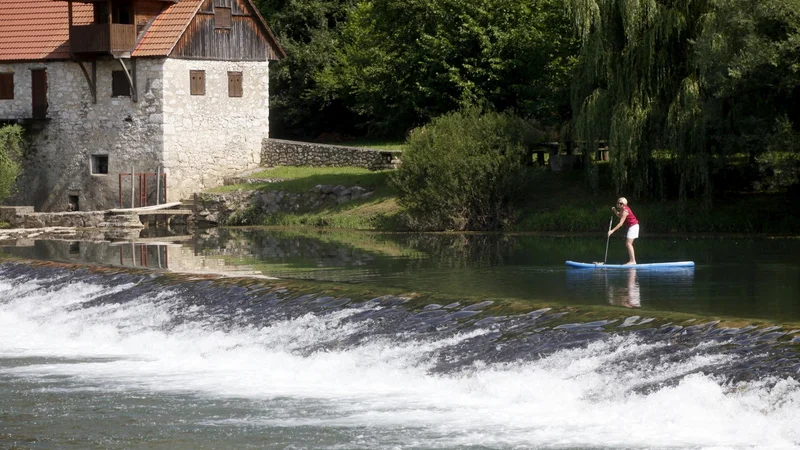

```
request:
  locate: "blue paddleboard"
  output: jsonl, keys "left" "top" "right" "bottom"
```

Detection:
{"left": 565, "top": 260, "right": 695, "bottom": 269}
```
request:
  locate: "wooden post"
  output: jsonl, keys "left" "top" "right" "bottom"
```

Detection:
{"left": 67, "top": 1, "right": 73, "bottom": 26}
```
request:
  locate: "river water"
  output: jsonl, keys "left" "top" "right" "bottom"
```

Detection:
{"left": 1, "top": 229, "right": 800, "bottom": 449}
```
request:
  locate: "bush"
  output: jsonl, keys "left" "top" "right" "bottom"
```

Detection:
{"left": 390, "top": 108, "right": 538, "bottom": 231}
{"left": 0, "top": 125, "right": 24, "bottom": 203}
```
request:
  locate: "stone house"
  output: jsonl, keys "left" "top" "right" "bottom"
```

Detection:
{"left": 0, "top": 0, "right": 284, "bottom": 212}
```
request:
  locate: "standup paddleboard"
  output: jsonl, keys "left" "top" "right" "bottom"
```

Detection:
{"left": 565, "top": 261, "right": 695, "bottom": 269}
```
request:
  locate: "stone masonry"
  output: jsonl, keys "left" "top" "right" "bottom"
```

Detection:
{"left": 262, "top": 139, "right": 401, "bottom": 171}
{"left": 2, "top": 58, "right": 270, "bottom": 212}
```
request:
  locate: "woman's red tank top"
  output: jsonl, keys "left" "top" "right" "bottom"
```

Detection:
{"left": 624, "top": 206, "right": 639, "bottom": 227}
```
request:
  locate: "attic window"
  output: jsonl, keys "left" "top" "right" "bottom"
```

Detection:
{"left": 190, "top": 70, "right": 206, "bottom": 96}
{"left": 0, "top": 73, "right": 13, "bottom": 100}
{"left": 228, "top": 72, "right": 242, "bottom": 97}
{"left": 216, "top": 7, "right": 232, "bottom": 29}
{"left": 112, "top": 71, "right": 130, "bottom": 97}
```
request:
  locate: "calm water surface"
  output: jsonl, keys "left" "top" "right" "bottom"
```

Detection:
{"left": 5, "top": 228, "right": 799, "bottom": 321}
{"left": 2, "top": 229, "right": 800, "bottom": 449}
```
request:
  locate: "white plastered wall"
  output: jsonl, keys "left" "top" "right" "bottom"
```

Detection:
{"left": 160, "top": 59, "right": 270, "bottom": 202}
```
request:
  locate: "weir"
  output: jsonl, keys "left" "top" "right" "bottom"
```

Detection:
{"left": 3, "top": 232, "right": 800, "bottom": 448}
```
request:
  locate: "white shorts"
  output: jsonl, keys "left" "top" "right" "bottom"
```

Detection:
{"left": 627, "top": 224, "right": 640, "bottom": 240}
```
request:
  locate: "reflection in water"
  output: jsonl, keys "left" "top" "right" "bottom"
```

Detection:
{"left": 566, "top": 267, "right": 695, "bottom": 311}
{"left": 7, "top": 228, "right": 800, "bottom": 320}
{"left": 607, "top": 269, "right": 641, "bottom": 308}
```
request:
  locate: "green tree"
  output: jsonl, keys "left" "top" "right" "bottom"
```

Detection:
{"left": 255, "top": 0, "right": 359, "bottom": 139}
{"left": 568, "top": 0, "right": 800, "bottom": 200}
{"left": 390, "top": 108, "right": 539, "bottom": 231}
{"left": 316, "top": 0, "right": 578, "bottom": 136}
{"left": 0, "top": 124, "right": 24, "bottom": 203}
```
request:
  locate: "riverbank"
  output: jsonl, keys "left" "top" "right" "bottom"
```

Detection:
{"left": 207, "top": 166, "right": 800, "bottom": 234}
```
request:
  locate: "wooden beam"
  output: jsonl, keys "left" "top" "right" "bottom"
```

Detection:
{"left": 116, "top": 57, "right": 137, "bottom": 102}
{"left": 74, "top": 59, "right": 97, "bottom": 103}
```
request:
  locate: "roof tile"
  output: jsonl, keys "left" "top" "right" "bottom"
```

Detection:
{"left": 1, "top": 0, "right": 282, "bottom": 61}
{"left": 0, "top": 0, "right": 92, "bottom": 60}
{"left": 133, "top": 0, "right": 202, "bottom": 57}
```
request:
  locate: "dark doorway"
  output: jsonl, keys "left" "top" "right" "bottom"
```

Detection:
{"left": 68, "top": 195, "right": 79, "bottom": 211}
{"left": 31, "top": 69, "right": 47, "bottom": 119}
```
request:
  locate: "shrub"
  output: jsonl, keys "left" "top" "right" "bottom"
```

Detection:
{"left": 0, "top": 125, "right": 24, "bottom": 203}
{"left": 390, "top": 108, "right": 538, "bottom": 231}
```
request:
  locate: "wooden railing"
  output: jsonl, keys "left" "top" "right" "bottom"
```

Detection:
{"left": 70, "top": 24, "right": 136, "bottom": 54}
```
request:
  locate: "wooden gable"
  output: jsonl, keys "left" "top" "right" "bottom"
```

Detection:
{"left": 170, "top": 0, "right": 284, "bottom": 61}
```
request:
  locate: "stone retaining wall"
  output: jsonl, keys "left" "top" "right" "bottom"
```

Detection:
{"left": 197, "top": 184, "right": 374, "bottom": 224}
{"left": 261, "top": 139, "right": 401, "bottom": 171}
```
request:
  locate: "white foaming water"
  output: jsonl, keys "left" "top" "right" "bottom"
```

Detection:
{"left": 1, "top": 275, "right": 799, "bottom": 449}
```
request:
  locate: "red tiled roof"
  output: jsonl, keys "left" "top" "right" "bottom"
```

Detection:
{"left": 0, "top": 0, "right": 92, "bottom": 61}
{"left": 132, "top": 0, "right": 202, "bottom": 57}
{"left": 0, "top": 0, "right": 283, "bottom": 61}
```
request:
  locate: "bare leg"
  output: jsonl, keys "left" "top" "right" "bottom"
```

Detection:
{"left": 625, "top": 239, "right": 636, "bottom": 264}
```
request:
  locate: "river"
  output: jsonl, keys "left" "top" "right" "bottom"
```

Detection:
{"left": 1, "top": 229, "right": 799, "bottom": 449}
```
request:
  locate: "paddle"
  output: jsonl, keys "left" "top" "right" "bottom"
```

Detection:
{"left": 602, "top": 216, "right": 613, "bottom": 265}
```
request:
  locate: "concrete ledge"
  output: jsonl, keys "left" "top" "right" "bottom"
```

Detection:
{"left": 0, "top": 206, "right": 143, "bottom": 229}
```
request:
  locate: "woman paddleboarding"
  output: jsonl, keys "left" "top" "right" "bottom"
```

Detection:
{"left": 608, "top": 197, "right": 639, "bottom": 265}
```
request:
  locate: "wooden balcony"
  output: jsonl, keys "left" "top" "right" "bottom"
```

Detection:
{"left": 69, "top": 23, "right": 136, "bottom": 54}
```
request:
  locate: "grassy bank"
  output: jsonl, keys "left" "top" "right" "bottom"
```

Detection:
{"left": 210, "top": 166, "right": 800, "bottom": 234}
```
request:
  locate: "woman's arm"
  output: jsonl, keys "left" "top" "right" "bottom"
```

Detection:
{"left": 608, "top": 209, "right": 628, "bottom": 236}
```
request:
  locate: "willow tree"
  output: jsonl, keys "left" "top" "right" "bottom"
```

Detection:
{"left": 568, "top": 0, "right": 800, "bottom": 201}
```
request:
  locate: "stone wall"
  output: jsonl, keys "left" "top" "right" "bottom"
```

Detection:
{"left": 261, "top": 139, "right": 401, "bottom": 171}
{"left": 161, "top": 59, "right": 270, "bottom": 202}
{"left": 196, "top": 184, "right": 374, "bottom": 224}
{"left": 2, "top": 58, "right": 272, "bottom": 212}
{"left": 3, "top": 59, "right": 166, "bottom": 212}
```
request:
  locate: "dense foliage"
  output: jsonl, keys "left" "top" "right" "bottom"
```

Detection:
{"left": 255, "top": 0, "right": 359, "bottom": 139}
{"left": 390, "top": 108, "right": 538, "bottom": 231}
{"left": 258, "top": 0, "right": 577, "bottom": 139}
{"left": 568, "top": 0, "right": 800, "bottom": 199}
{"left": 256, "top": 0, "right": 800, "bottom": 226}
{"left": 0, "top": 125, "right": 24, "bottom": 203}
{"left": 316, "top": 0, "right": 577, "bottom": 136}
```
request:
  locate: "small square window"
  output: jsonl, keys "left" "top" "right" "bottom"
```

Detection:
{"left": 216, "top": 7, "right": 231, "bottom": 29}
{"left": 0, "top": 73, "right": 13, "bottom": 100}
{"left": 92, "top": 155, "right": 109, "bottom": 174}
{"left": 112, "top": 71, "right": 130, "bottom": 97}
{"left": 190, "top": 70, "right": 205, "bottom": 96}
{"left": 228, "top": 71, "right": 242, "bottom": 97}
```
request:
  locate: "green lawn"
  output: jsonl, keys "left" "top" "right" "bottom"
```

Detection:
{"left": 209, "top": 166, "right": 394, "bottom": 194}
